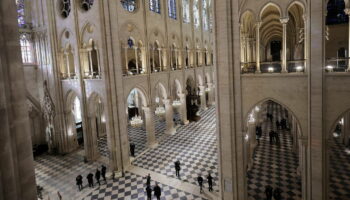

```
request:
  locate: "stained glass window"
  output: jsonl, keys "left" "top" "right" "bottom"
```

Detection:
{"left": 193, "top": 0, "right": 200, "bottom": 28}
{"left": 150, "top": 0, "right": 161, "bottom": 14}
{"left": 16, "top": 0, "right": 25, "bottom": 27}
{"left": 182, "top": 0, "right": 190, "bottom": 23}
{"left": 202, "top": 0, "right": 208, "bottom": 30}
{"left": 121, "top": 0, "right": 136, "bottom": 12}
{"left": 20, "top": 34, "right": 34, "bottom": 63}
{"left": 168, "top": 0, "right": 177, "bottom": 19}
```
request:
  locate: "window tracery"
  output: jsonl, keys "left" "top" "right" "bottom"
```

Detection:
{"left": 202, "top": 0, "right": 208, "bottom": 30}
{"left": 168, "top": 0, "right": 177, "bottom": 19}
{"left": 81, "top": 0, "right": 94, "bottom": 11}
{"left": 193, "top": 0, "right": 200, "bottom": 28}
{"left": 16, "top": 0, "right": 25, "bottom": 27}
{"left": 20, "top": 33, "right": 34, "bottom": 63}
{"left": 182, "top": 0, "right": 190, "bottom": 23}
{"left": 60, "top": 0, "right": 71, "bottom": 18}
{"left": 121, "top": 0, "right": 136, "bottom": 12}
{"left": 150, "top": 0, "right": 161, "bottom": 14}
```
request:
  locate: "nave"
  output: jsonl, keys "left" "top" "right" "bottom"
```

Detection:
{"left": 34, "top": 106, "right": 217, "bottom": 199}
{"left": 247, "top": 102, "right": 301, "bottom": 200}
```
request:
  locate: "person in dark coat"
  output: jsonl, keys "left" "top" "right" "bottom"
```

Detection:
{"left": 207, "top": 173, "right": 213, "bottom": 192}
{"left": 130, "top": 142, "right": 135, "bottom": 157}
{"left": 76, "top": 175, "right": 83, "bottom": 191}
{"left": 275, "top": 131, "right": 280, "bottom": 145}
{"left": 146, "top": 185, "right": 152, "bottom": 200}
{"left": 276, "top": 120, "right": 281, "bottom": 130}
{"left": 87, "top": 173, "right": 94, "bottom": 187}
{"left": 145, "top": 174, "right": 151, "bottom": 187}
{"left": 101, "top": 165, "right": 107, "bottom": 183}
{"left": 153, "top": 184, "right": 161, "bottom": 200}
{"left": 174, "top": 160, "right": 181, "bottom": 178}
{"left": 95, "top": 169, "right": 101, "bottom": 186}
{"left": 269, "top": 130, "right": 274, "bottom": 144}
{"left": 265, "top": 185, "right": 273, "bottom": 200}
{"left": 197, "top": 175, "right": 204, "bottom": 193}
{"left": 273, "top": 187, "right": 282, "bottom": 200}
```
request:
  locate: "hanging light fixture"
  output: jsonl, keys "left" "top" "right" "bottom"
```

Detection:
{"left": 172, "top": 99, "right": 181, "bottom": 109}
{"left": 130, "top": 115, "right": 143, "bottom": 128}
{"left": 155, "top": 106, "right": 165, "bottom": 117}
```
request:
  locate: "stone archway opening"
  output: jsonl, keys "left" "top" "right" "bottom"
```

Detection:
{"left": 126, "top": 88, "right": 153, "bottom": 158}
{"left": 88, "top": 93, "right": 108, "bottom": 159}
{"left": 186, "top": 76, "right": 200, "bottom": 122}
{"left": 245, "top": 99, "right": 303, "bottom": 200}
{"left": 65, "top": 93, "right": 83, "bottom": 153}
{"left": 328, "top": 110, "right": 350, "bottom": 199}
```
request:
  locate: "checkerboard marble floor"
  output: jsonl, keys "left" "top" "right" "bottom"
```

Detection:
{"left": 247, "top": 102, "right": 301, "bottom": 200}
{"left": 34, "top": 150, "right": 105, "bottom": 200}
{"left": 127, "top": 115, "right": 168, "bottom": 157}
{"left": 132, "top": 106, "right": 219, "bottom": 192}
{"left": 329, "top": 137, "right": 350, "bottom": 199}
{"left": 85, "top": 171, "right": 205, "bottom": 200}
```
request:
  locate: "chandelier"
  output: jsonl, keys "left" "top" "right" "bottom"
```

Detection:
{"left": 130, "top": 115, "right": 143, "bottom": 128}
{"left": 155, "top": 106, "right": 165, "bottom": 117}
{"left": 172, "top": 99, "right": 181, "bottom": 109}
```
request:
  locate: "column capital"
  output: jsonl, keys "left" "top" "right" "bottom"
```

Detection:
{"left": 255, "top": 21, "right": 262, "bottom": 27}
{"left": 344, "top": 8, "right": 350, "bottom": 15}
{"left": 280, "top": 17, "right": 289, "bottom": 24}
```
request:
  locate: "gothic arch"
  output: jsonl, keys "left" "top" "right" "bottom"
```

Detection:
{"left": 259, "top": 2, "right": 283, "bottom": 20}
{"left": 154, "top": 81, "right": 168, "bottom": 100}
{"left": 243, "top": 97, "right": 303, "bottom": 138}
{"left": 125, "top": 86, "right": 149, "bottom": 107}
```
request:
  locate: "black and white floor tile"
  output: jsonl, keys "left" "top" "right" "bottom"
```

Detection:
{"left": 85, "top": 172, "right": 206, "bottom": 200}
{"left": 329, "top": 137, "right": 350, "bottom": 199}
{"left": 247, "top": 102, "right": 301, "bottom": 200}
{"left": 35, "top": 151, "right": 105, "bottom": 200}
{"left": 132, "top": 106, "right": 219, "bottom": 192}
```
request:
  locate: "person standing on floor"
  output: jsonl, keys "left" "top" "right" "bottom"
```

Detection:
{"left": 101, "top": 165, "right": 107, "bottom": 183}
{"left": 269, "top": 130, "right": 274, "bottom": 144}
{"left": 273, "top": 187, "right": 282, "bottom": 200}
{"left": 87, "top": 173, "right": 94, "bottom": 187}
{"left": 197, "top": 175, "right": 204, "bottom": 193}
{"left": 76, "top": 175, "right": 83, "bottom": 191}
{"left": 145, "top": 173, "right": 151, "bottom": 187}
{"left": 130, "top": 142, "right": 135, "bottom": 157}
{"left": 174, "top": 160, "right": 181, "bottom": 178}
{"left": 265, "top": 185, "right": 273, "bottom": 200}
{"left": 153, "top": 183, "right": 162, "bottom": 200}
{"left": 207, "top": 173, "right": 213, "bottom": 192}
{"left": 95, "top": 169, "right": 101, "bottom": 186}
{"left": 146, "top": 185, "right": 152, "bottom": 200}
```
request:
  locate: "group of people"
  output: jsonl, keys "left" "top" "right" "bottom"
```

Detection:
{"left": 265, "top": 185, "right": 282, "bottom": 200}
{"left": 145, "top": 174, "right": 162, "bottom": 200}
{"left": 255, "top": 125, "right": 262, "bottom": 144}
{"left": 269, "top": 130, "right": 280, "bottom": 145}
{"left": 276, "top": 118, "right": 288, "bottom": 130}
{"left": 174, "top": 160, "right": 214, "bottom": 193}
{"left": 76, "top": 165, "right": 107, "bottom": 191}
{"left": 197, "top": 173, "right": 214, "bottom": 193}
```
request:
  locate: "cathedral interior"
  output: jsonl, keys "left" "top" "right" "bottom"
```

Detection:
{"left": 1, "top": 0, "right": 350, "bottom": 200}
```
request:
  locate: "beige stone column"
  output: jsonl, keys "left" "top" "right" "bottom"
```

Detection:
{"left": 0, "top": 0, "right": 37, "bottom": 198}
{"left": 163, "top": 99, "right": 176, "bottom": 135}
{"left": 303, "top": 14, "right": 308, "bottom": 73}
{"left": 345, "top": 9, "right": 350, "bottom": 71}
{"left": 297, "top": 137, "right": 308, "bottom": 200}
{"left": 88, "top": 49, "right": 93, "bottom": 77}
{"left": 247, "top": 121, "right": 256, "bottom": 170}
{"left": 207, "top": 83, "right": 214, "bottom": 105}
{"left": 134, "top": 47, "right": 139, "bottom": 74}
{"left": 342, "top": 113, "right": 350, "bottom": 145}
{"left": 143, "top": 107, "right": 156, "bottom": 146}
{"left": 199, "top": 85, "right": 208, "bottom": 110}
{"left": 178, "top": 93, "right": 189, "bottom": 125}
{"left": 158, "top": 48, "right": 162, "bottom": 71}
{"left": 280, "top": 17, "right": 289, "bottom": 73}
{"left": 124, "top": 47, "right": 128, "bottom": 74}
{"left": 255, "top": 22, "right": 261, "bottom": 73}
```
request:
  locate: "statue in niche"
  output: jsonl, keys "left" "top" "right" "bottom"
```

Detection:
{"left": 42, "top": 80, "right": 56, "bottom": 153}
